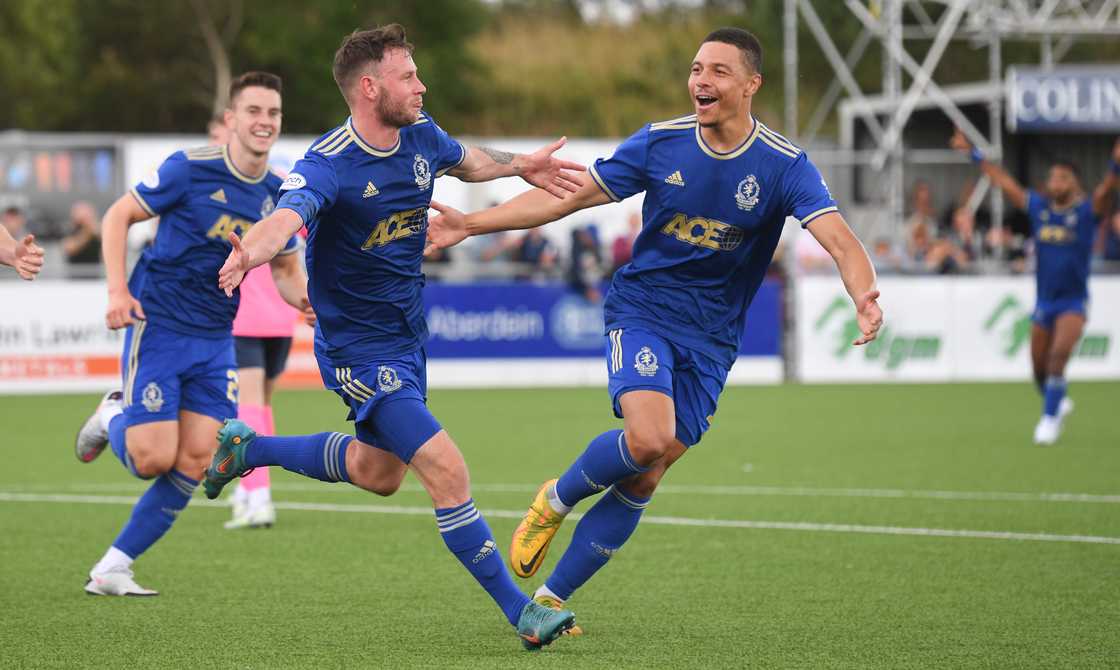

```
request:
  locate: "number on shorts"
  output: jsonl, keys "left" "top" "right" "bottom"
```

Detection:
{"left": 226, "top": 369, "right": 239, "bottom": 403}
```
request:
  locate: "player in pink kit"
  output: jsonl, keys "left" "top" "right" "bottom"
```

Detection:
{"left": 227, "top": 259, "right": 312, "bottom": 528}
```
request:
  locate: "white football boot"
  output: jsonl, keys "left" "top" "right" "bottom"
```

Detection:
{"left": 224, "top": 499, "right": 276, "bottom": 530}
{"left": 74, "top": 390, "right": 123, "bottom": 463}
{"left": 1058, "top": 397, "right": 1074, "bottom": 423}
{"left": 1033, "top": 415, "right": 1061, "bottom": 446}
{"left": 84, "top": 567, "right": 158, "bottom": 597}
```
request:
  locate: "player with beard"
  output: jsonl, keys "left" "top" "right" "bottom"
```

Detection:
{"left": 202, "top": 25, "right": 583, "bottom": 649}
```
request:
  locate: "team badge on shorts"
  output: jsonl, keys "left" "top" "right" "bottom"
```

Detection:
{"left": 413, "top": 154, "right": 431, "bottom": 190}
{"left": 735, "top": 174, "right": 760, "bottom": 211}
{"left": 377, "top": 366, "right": 402, "bottom": 393}
{"left": 634, "top": 346, "right": 659, "bottom": 377}
{"left": 141, "top": 382, "right": 164, "bottom": 413}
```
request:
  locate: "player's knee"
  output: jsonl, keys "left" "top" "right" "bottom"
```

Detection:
{"left": 128, "top": 445, "right": 175, "bottom": 478}
{"left": 623, "top": 426, "right": 675, "bottom": 466}
{"left": 368, "top": 473, "right": 403, "bottom": 497}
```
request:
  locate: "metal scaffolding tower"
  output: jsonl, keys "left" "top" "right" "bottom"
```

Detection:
{"left": 783, "top": 0, "right": 1120, "bottom": 242}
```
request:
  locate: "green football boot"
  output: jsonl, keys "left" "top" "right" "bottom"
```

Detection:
{"left": 516, "top": 599, "right": 576, "bottom": 651}
{"left": 203, "top": 419, "right": 255, "bottom": 500}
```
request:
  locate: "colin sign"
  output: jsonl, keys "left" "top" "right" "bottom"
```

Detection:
{"left": 1007, "top": 65, "right": 1120, "bottom": 133}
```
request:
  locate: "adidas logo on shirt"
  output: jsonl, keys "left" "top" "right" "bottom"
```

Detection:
{"left": 210, "top": 188, "right": 228, "bottom": 203}
{"left": 362, "top": 181, "right": 379, "bottom": 198}
{"left": 664, "top": 171, "right": 685, "bottom": 187}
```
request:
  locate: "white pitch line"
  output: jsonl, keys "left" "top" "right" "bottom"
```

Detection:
{"left": 1, "top": 492, "right": 1117, "bottom": 546}
{"left": 4, "top": 481, "right": 1119, "bottom": 504}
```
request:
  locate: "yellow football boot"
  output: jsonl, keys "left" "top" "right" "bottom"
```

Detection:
{"left": 535, "top": 594, "right": 584, "bottom": 636}
{"left": 510, "top": 479, "right": 568, "bottom": 578}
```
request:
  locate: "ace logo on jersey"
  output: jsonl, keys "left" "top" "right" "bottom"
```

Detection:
{"left": 413, "top": 154, "right": 431, "bottom": 190}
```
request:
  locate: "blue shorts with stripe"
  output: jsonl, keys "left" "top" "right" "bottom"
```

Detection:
{"left": 315, "top": 347, "right": 441, "bottom": 463}
{"left": 605, "top": 327, "right": 730, "bottom": 447}
{"left": 120, "top": 320, "right": 238, "bottom": 426}
{"left": 1031, "top": 297, "right": 1087, "bottom": 329}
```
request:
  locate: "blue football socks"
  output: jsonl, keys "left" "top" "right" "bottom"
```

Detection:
{"left": 1043, "top": 375, "right": 1067, "bottom": 418}
{"left": 112, "top": 470, "right": 198, "bottom": 559}
{"left": 436, "top": 499, "right": 530, "bottom": 626}
{"left": 554, "top": 429, "right": 648, "bottom": 507}
{"left": 107, "top": 414, "right": 148, "bottom": 479}
{"left": 545, "top": 486, "right": 651, "bottom": 601}
{"left": 245, "top": 432, "right": 351, "bottom": 483}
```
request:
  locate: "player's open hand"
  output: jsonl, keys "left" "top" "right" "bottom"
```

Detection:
{"left": 105, "top": 286, "right": 145, "bottom": 330}
{"left": 13, "top": 234, "right": 44, "bottom": 280}
{"left": 515, "top": 137, "right": 586, "bottom": 199}
{"left": 949, "top": 127, "right": 971, "bottom": 154}
{"left": 425, "top": 201, "right": 468, "bottom": 257}
{"left": 217, "top": 231, "right": 251, "bottom": 297}
{"left": 853, "top": 290, "right": 883, "bottom": 346}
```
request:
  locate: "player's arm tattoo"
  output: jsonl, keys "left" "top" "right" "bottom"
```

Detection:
{"left": 478, "top": 146, "right": 516, "bottom": 166}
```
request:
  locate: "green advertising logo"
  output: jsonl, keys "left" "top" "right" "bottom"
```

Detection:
{"left": 814, "top": 297, "right": 940, "bottom": 370}
{"left": 983, "top": 295, "right": 1109, "bottom": 359}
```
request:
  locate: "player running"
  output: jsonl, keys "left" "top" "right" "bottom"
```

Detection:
{"left": 424, "top": 28, "right": 883, "bottom": 627}
{"left": 74, "top": 72, "right": 308, "bottom": 595}
{"left": 951, "top": 130, "right": 1119, "bottom": 445}
{"left": 203, "top": 25, "right": 583, "bottom": 650}
{"left": 0, "top": 225, "right": 44, "bottom": 279}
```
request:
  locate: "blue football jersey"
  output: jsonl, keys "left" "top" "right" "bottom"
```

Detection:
{"left": 129, "top": 145, "right": 297, "bottom": 338}
{"left": 1026, "top": 191, "right": 1097, "bottom": 303}
{"left": 275, "top": 114, "right": 466, "bottom": 365}
{"left": 590, "top": 115, "right": 837, "bottom": 367}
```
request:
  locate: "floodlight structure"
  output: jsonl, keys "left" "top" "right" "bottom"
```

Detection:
{"left": 782, "top": 0, "right": 1120, "bottom": 244}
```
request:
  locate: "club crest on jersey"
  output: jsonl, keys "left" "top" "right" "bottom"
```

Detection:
{"left": 735, "top": 175, "right": 761, "bottom": 211}
{"left": 377, "top": 366, "right": 402, "bottom": 393}
{"left": 260, "top": 195, "right": 275, "bottom": 218}
{"left": 142, "top": 382, "right": 164, "bottom": 413}
{"left": 634, "top": 346, "right": 659, "bottom": 377}
{"left": 413, "top": 154, "right": 431, "bottom": 190}
{"left": 280, "top": 173, "right": 306, "bottom": 191}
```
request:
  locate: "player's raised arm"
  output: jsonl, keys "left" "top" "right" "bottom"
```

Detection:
{"left": 448, "top": 138, "right": 586, "bottom": 199}
{"left": 426, "top": 173, "right": 611, "bottom": 254}
{"left": 809, "top": 212, "right": 882, "bottom": 346}
{"left": 0, "top": 226, "right": 44, "bottom": 280}
{"left": 216, "top": 208, "right": 304, "bottom": 297}
{"left": 1090, "top": 138, "right": 1120, "bottom": 216}
{"left": 950, "top": 127, "right": 1029, "bottom": 212}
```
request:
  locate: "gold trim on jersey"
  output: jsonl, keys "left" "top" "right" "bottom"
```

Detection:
{"left": 312, "top": 126, "right": 348, "bottom": 152}
{"left": 122, "top": 320, "right": 147, "bottom": 407}
{"left": 322, "top": 137, "right": 354, "bottom": 156}
{"left": 650, "top": 113, "right": 698, "bottom": 131}
{"left": 318, "top": 127, "right": 353, "bottom": 155}
{"left": 758, "top": 134, "right": 799, "bottom": 159}
{"left": 435, "top": 141, "right": 468, "bottom": 177}
{"left": 694, "top": 117, "right": 760, "bottom": 160}
{"left": 800, "top": 205, "right": 839, "bottom": 226}
{"left": 346, "top": 118, "right": 401, "bottom": 158}
{"left": 186, "top": 146, "right": 223, "bottom": 160}
{"left": 221, "top": 145, "right": 267, "bottom": 184}
{"left": 759, "top": 125, "right": 800, "bottom": 154}
{"left": 588, "top": 164, "right": 621, "bottom": 202}
{"left": 129, "top": 188, "right": 156, "bottom": 217}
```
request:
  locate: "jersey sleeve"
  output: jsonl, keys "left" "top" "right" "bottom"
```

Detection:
{"left": 275, "top": 151, "right": 339, "bottom": 226}
{"left": 588, "top": 125, "right": 650, "bottom": 202}
{"left": 276, "top": 233, "right": 304, "bottom": 256}
{"left": 130, "top": 152, "right": 190, "bottom": 217}
{"left": 429, "top": 118, "right": 467, "bottom": 177}
{"left": 1026, "top": 190, "right": 1046, "bottom": 233}
{"left": 781, "top": 154, "right": 839, "bottom": 228}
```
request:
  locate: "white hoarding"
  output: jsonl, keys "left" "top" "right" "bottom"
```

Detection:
{"left": 796, "top": 276, "right": 1120, "bottom": 382}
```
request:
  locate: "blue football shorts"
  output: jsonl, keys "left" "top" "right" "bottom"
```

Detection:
{"left": 315, "top": 347, "right": 441, "bottom": 463}
{"left": 1032, "top": 297, "right": 1088, "bottom": 329}
{"left": 605, "top": 327, "right": 730, "bottom": 447}
{"left": 120, "top": 320, "right": 238, "bottom": 426}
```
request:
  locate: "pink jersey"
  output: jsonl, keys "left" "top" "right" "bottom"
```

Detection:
{"left": 232, "top": 264, "right": 300, "bottom": 337}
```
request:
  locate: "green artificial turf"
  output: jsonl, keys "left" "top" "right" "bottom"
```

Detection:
{"left": 1, "top": 382, "right": 1117, "bottom": 668}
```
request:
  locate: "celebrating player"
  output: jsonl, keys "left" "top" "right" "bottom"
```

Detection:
{"left": 203, "top": 25, "right": 583, "bottom": 649}
{"left": 424, "top": 28, "right": 882, "bottom": 626}
{"left": 73, "top": 72, "right": 308, "bottom": 596}
{"left": 951, "top": 130, "right": 1119, "bottom": 445}
{"left": 0, "top": 224, "right": 44, "bottom": 279}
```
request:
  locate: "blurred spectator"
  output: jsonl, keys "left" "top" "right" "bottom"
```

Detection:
{"left": 794, "top": 227, "right": 834, "bottom": 274}
{"left": 2, "top": 207, "right": 27, "bottom": 240}
{"left": 611, "top": 212, "right": 641, "bottom": 274}
{"left": 906, "top": 217, "right": 933, "bottom": 265}
{"left": 208, "top": 115, "right": 231, "bottom": 145}
{"left": 478, "top": 230, "right": 517, "bottom": 262}
{"left": 514, "top": 228, "right": 557, "bottom": 279}
{"left": 870, "top": 237, "right": 905, "bottom": 273}
{"left": 568, "top": 225, "right": 604, "bottom": 301}
{"left": 61, "top": 201, "right": 102, "bottom": 270}
{"left": 986, "top": 224, "right": 1028, "bottom": 274}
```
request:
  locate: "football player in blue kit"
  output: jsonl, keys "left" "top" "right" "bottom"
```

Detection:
{"left": 74, "top": 72, "right": 310, "bottom": 596}
{"left": 951, "top": 129, "right": 1119, "bottom": 445}
{"left": 202, "top": 25, "right": 584, "bottom": 650}
{"left": 424, "top": 28, "right": 883, "bottom": 626}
